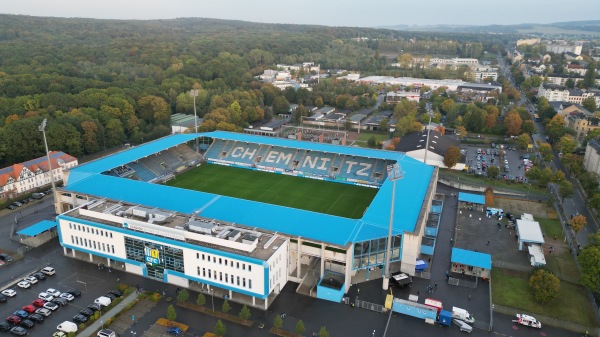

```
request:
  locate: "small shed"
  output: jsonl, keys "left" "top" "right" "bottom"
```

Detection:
{"left": 451, "top": 248, "right": 492, "bottom": 279}
{"left": 527, "top": 245, "right": 546, "bottom": 266}
{"left": 516, "top": 217, "right": 545, "bottom": 251}
{"left": 458, "top": 192, "right": 485, "bottom": 212}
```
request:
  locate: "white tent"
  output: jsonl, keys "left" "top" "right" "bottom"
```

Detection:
{"left": 516, "top": 218, "right": 545, "bottom": 250}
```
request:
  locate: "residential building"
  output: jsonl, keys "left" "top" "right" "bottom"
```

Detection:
{"left": 538, "top": 83, "right": 570, "bottom": 101}
{"left": 584, "top": 138, "right": 600, "bottom": 176}
{"left": 517, "top": 38, "right": 541, "bottom": 46}
{"left": 467, "top": 65, "right": 499, "bottom": 82}
{"left": 568, "top": 113, "right": 600, "bottom": 142}
{"left": 0, "top": 152, "right": 78, "bottom": 200}
{"left": 508, "top": 49, "right": 524, "bottom": 63}
{"left": 545, "top": 44, "right": 583, "bottom": 56}
{"left": 567, "top": 63, "right": 586, "bottom": 76}
{"left": 564, "top": 52, "right": 584, "bottom": 61}
{"left": 386, "top": 91, "right": 420, "bottom": 103}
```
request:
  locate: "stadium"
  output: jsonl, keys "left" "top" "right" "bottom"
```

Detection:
{"left": 54, "top": 131, "right": 438, "bottom": 308}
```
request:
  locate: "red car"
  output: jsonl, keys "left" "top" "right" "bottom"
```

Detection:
{"left": 6, "top": 315, "right": 21, "bottom": 324}
{"left": 32, "top": 299, "right": 45, "bottom": 307}
{"left": 22, "top": 305, "right": 36, "bottom": 313}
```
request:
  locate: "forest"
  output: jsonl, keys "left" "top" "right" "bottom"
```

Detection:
{"left": 0, "top": 14, "right": 509, "bottom": 166}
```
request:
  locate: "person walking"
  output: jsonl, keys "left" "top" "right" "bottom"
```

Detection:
{"left": 468, "top": 294, "right": 471, "bottom": 301}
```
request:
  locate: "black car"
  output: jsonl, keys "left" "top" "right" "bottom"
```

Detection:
{"left": 52, "top": 298, "right": 68, "bottom": 306}
{"left": 104, "top": 293, "right": 117, "bottom": 300}
{"left": 31, "top": 272, "right": 45, "bottom": 281}
{"left": 88, "top": 303, "right": 102, "bottom": 312}
{"left": 72, "top": 314, "right": 88, "bottom": 324}
{"left": 19, "top": 319, "right": 34, "bottom": 329}
{"left": 27, "top": 314, "right": 44, "bottom": 323}
{"left": 6, "top": 205, "right": 16, "bottom": 210}
{"left": 0, "top": 322, "right": 11, "bottom": 332}
{"left": 0, "top": 294, "right": 7, "bottom": 303}
{"left": 79, "top": 308, "right": 94, "bottom": 317}
{"left": 0, "top": 253, "right": 13, "bottom": 262}
{"left": 108, "top": 289, "right": 123, "bottom": 297}
{"left": 67, "top": 289, "right": 82, "bottom": 297}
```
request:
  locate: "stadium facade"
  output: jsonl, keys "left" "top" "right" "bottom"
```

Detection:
{"left": 54, "top": 131, "right": 437, "bottom": 308}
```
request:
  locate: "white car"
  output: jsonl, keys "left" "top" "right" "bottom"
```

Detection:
{"left": 17, "top": 281, "right": 31, "bottom": 289}
{"left": 24, "top": 276, "right": 38, "bottom": 285}
{"left": 59, "top": 293, "right": 74, "bottom": 301}
{"left": 35, "top": 308, "right": 52, "bottom": 317}
{"left": 46, "top": 288, "right": 61, "bottom": 297}
{"left": 39, "top": 292, "right": 54, "bottom": 301}
{"left": 1, "top": 289, "right": 16, "bottom": 297}
{"left": 43, "top": 301, "right": 59, "bottom": 311}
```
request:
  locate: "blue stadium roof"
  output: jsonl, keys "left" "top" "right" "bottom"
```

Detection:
{"left": 451, "top": 248, "right": 492, "bottom": 270}
{"left": 17, "top": 220, "right": 57, "bottom": 236}
{"left": 65, "top": 132, "right": 435, "bottom": 246}
{"left": 458, "top": 192, "right": 485, "bottom": 205}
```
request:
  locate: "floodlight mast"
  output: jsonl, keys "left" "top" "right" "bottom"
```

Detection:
{"left": 382, "top": 163, "right": 404, "bottom": 290}
{"left": 189, "top": 89, "right": 199, "bottom": 153}
{"left": 39, "top": 118, "right": 58, "bottom": 213}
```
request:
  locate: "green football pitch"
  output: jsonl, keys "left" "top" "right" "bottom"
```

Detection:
{"left": 165, "top": 164, "right": 378, "bottom": 219}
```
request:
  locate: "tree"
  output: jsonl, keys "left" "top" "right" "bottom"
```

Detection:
{"left": 272, "top": 96, "right": 290, "bottom": 115}
{"left": 582, "top": 96, "right": 597, "bottom": 113}
{"left": 138, "top": 95, "right": 171, "bottom": 126}
{"left": 397, "top": 53, "right": 413, "bottom": 68}
{"left": 296, "top": 320, "right": 306, "bottom": 335}
{"left": 455, "top": 125, "right": 467, "bottom": 139}
{"left": 528, "top": 269, "right": 560, "bottom": 304}
{"left": 556, "top": 134, "right": 577, "bottom": 154}
{"left": 367, "top": 136, "right": 377, "bottom": 148}
{"left": 559, "top": 180, "right": 574, "bottom": 201}
{"left": 443, "top": 146, "right": 461, "bottom": 169}
{"left": 504, "top": 110, "right": 523, "bottom": 136}
{"left": 167, "top": 304, "right": 177, "bottom": 323}
{"left": 487, "top": 165, "right": 499, "bottom": 179}
{"left": 318, "top": 326, "right": 330, "bottom": 337}
{"left": 516, "top": 133, "right": 531, "bottom": 150}
{"left": 196, "top": 293, "right": 206, "bottom": 307}
{"left": 578, "top": 246, "right": 600, "bottom": 293}
{"left": 522, "top": 120, "right": 535, "bottom": 135}
{"left": 222, "top": 299, "right": 231, "bottom": 313}
{"left": 484, "top": 187, "right": 494, "bottom": 206}
{"left": 551, "top": 170, "right": 566, "bottom": 183}
{"left": 570, "top": 214, "right": 587, "bottom": 233}
{"left": 583, "top": 61, "right": 597, "bottom": 89}
{"left": 565, "top": 78, "right": 575, "bottom": 89}
{"left": 214, "top": 319, "right": 226, "bottom": 337}
{"left": 538, "top": 143, "right": 554, "bottom": 162}
{"left": 273, "top": 315, "right": 283, "bottom": 331}
{"left": 176, "top": 289, "right": 189, "bottom": 303}
{"left": 239, "top": 305, "right": 251, "bottom": 322}
{"left": 545, "top": 114, "right": 567, "bottom": 141}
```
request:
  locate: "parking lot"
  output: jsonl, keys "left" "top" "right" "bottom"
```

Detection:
{"left": 463, "top": 144, "right": 532, "bottom": 182}
{"left": 0, "top": 261, "right": 124, "bottom": 337}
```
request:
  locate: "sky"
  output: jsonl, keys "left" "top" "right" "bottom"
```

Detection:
{"left": 2, "top": 0, "right": 600, "bottom": 27}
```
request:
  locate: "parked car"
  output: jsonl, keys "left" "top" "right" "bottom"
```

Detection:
{"left": 59, "top": 293, "right": 74, "bottom": 301}
{"left": 72, "top": 314, "right": 88, "bottom": 324}
{"left": 22, "top": 305, "right": 36, "bottom": 313}
{"left": 452, "top": 319, "right": 473, "bottom": 333}
{"left": 46, "top": 288, "right": 61, "bottom": 297}
{"left": 17, "top": 281, "right": 30, "bottom": 289}
{"left": 0, "top": 294, "right": 7, "bottom": 303}
{"left": 514, "top": 314, "right": 541, "bottom": 329}
{"left": 87, "top": 303, "right": 102, "bottom": 312}
{"left": 97, "top": 329, "right": 117, "bottom": 337}
{"left": 9, "top": 326, "right": 27, "bottom": 336}
{"left": 27, "top": 314, "right": 44, "bottom": 323}
{"left": 24, "top": 276, "right": 38, "bottom": 285}
{"left": 66, "top": 289, "right": 81, "bottom": 297}
{"left": 38, "top": 292, "right": 54, "bottom": 301}
{"left": 43, "top": 302, "right": 59, "bottom": 311}
{"left": 167, "top": 327, "right": 183, "bottom": 335}
{"left": 6, "top": 204, "right": 16, "bottom": 210}
{"left": 31, "top": 272, "right": 46, "bottom": 281}
{"left": 34, "top": 308, "right": 51, "bottom": 317}
{"left": 104, "top": 293, "right": 117, "bottom": 301}
{"left": 12, "top": 310, "right": 29, "bottom": 319}
{"left": 52, "top": 298, "right": 68, "bottom": 306}
{"left": 40, "top": 267, "right": 56, "bottom": 276}
{"left": 0, "top": 322, "right": 11, "bottom": 332}
{"left": 79, "top": 308, "right": 95, "bottom": 317}
{"left": 19, "top": 319, "right": 34, "bottom": 329}
{"left": 0, "top": 253, "right": 14, "bottom": 262}
{"left": 1, "top": 289, "right": 16, "bottom": 297}
{"left": 32, "top": 299, "right": 46, "bottom": 307}
{"left": 6, "top": 315, "right": 22, "bottom": 324}
{"left": 53, "top": 332, "right": 67, "bottom": 337}
{"left": 108, "top": 289, "right": 123, "bottom": 297}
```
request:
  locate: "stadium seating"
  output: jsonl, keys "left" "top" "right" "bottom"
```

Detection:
{"left": 295, "top": 151, "right": 335, "bottom": 176}
{"left": 128, "top": 162, "right": 158, "bottom": 181}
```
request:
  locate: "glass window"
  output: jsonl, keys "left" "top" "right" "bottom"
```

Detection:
{"left": 237, "top": 262, "right": 239, "bottom": 269}
{"left": 208, "top": 270, "right": 212, "bottom": 279}
{"left": 249, "top": 280, "right": 252, "bottom": 289}
{"left": 219, "top": 272, "right": 223, "bottom": 281}
{"left": 71, "top": 235, "right": 74, "bottom": 243}
{"left": 203, "top": 268, "right": 206, "bottom": 277}
{"left": 197, "top": 267, "right": 200, "bottom": 275}
{"left": 242, "top": 264, "right": 245, "bottom": 271}
{"left": 243, "top": 278, "right": 246, "bottom": 287}
{"left": 219, "top": 258, "right": 222, "bottom": 265}
{"left": 202, "top": 254, "right": 205, "bottom": 260}
{"left": 237, "top": 276, "right": 240, "bottom": 286}
{"left": 248, "top": 265, "right": 251, "bottom": 272}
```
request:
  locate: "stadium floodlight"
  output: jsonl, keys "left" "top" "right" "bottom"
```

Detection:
{"left": 189, "top": 88, "right": 199, "bottom": 153}
{"left": 39, "top": 118, "right": 58, "bottom": 212}
{"left": 382, "top": 162, "right": 404, "bottom": 290}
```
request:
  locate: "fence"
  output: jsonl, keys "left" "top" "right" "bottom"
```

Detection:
{"left": 447, "top": 277, "right": 477, "bottom": 289}
{"left": 354, "top": 299, "right": 384, "bottom": 313}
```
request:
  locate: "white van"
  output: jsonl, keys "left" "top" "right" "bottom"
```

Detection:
{"left": 452, "top": 319, "right": 473, "bottom": 333}
{"left": 57, "top": 321, "right": 78, "bottom": 333}
{"left": 40, "top": 267, "right": 56, "bottom": 276}
{"left": 94, "top": 296, "right": 112, "bottom": 307}
{"left": 452, "top": 307, "right": 475, "bottom": 323}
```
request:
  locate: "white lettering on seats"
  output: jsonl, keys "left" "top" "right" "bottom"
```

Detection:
{"left": 345, "top": 161, "right": 357, "bottom": 173}
{"left": 242, "top": 148, "right": 257, "bottom": 160}
{"left": 277, "top": 152, "right": 293, "bottom": 165}
{"left": 265, "top": 151, "right": 278, "bottom": 163}
{"left": 317, "top": 157, "right": 331, "bottom": 170}
{"left": 230, "top": 147, "right": 244, "bottom": 158}
{"left": 356, "top": 163, "right": 372, "bottom": 176}
{"left": 303, "top": 155, "right": 318, "bottom": 168}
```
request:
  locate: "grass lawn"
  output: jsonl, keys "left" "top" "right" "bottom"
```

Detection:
{"left": 166, "top": 164, "right": 378, "bottom": 218}
{"left": 439, "top": 168, "right": 548, "bottom": 195}
{"left": 492, "top": 268, "right": 597, "bottom": 327}
{"left": 354, "top": 132, "right": 390, "bottom": 148}
{"left": 537, "top": 218, "right": 564, "bottom": 240}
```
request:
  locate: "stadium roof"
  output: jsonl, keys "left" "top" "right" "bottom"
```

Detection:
{"left": 65, "top": 132, "right": 434, "bottom": 246}
{"left": 451, "top": 248, "right": 492, "bottom": 270}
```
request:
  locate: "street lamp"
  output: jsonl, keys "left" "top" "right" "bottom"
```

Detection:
{"left": 39, "top": 118, "right": 58, "bottom": 212}
{"left": 210, "top": 288, "right": 214, "bottom": 312}
{"left": 372, "top": 330, "right": 376, "bottom": 337}
{"left": 382, "top": 163, "right": 404, "bottom": 290}
{"left": 423, "top": 113, "right": 432, "bottom": 165}
{"left": 189, "top": 89, "right": 200, "bottom": 153}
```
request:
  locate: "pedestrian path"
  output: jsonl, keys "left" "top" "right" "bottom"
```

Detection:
{"left": 76, "top": 291, "right": 139, "bottom": 337}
